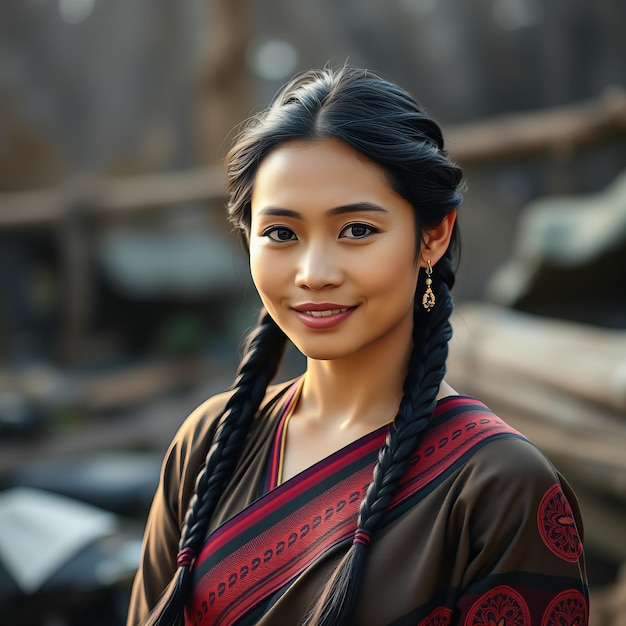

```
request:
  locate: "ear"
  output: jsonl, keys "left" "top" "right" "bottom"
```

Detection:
{"left": 420, "top": 210, "right": 456, "bottom": 268}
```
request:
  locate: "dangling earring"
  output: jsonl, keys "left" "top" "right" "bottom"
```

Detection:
{"left": 422, "top": 260, "right": 435, "bottom": 312}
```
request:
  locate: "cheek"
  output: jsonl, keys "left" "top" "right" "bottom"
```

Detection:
{"left": 359, "top": 247, "right": 419, "bottom": 297}
{"left": 249, "top": 240, "right": 263, "bottom": 282}
{"left": 249, "top": 246, "right": 283, "bottom": 301}
{"left": 249, "top": 248, "right": 266, "bottom": 294}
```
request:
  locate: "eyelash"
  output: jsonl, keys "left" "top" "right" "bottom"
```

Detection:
{"left": 262, "top": 223, "right": 378, "bottom": 242}
{"left": 339, "top": 223, "right": 378, "bottom": 239}
{"left": 262, "top": 226, "right": 297, "bottom": 242}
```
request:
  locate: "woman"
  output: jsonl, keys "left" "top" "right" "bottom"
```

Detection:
{"left": 127, "top": 66, "right": 588, "bottom": 626}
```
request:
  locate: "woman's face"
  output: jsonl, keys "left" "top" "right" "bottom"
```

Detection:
{"left": 249, "top": 138, "right": 421, "bottom": 362}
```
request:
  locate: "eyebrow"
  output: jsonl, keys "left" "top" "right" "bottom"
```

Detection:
{"left": 255, "top": 202, "right": 389, "bottom": 219}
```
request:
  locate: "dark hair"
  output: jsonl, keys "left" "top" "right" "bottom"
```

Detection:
{"left": 142, "top": 65, "right": 462, "bottom": 626}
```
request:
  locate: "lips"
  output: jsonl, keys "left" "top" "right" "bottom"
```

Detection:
{"left": 304, "top": 307, "right": 349, "bottom": 317}
{"left": 292, "top": 302, "right": 353, "bottom": 314}
{"left": 291, "top": 303, "right": 356, "bottom": 329}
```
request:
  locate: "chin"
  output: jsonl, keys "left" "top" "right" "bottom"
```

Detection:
{"left": 292, "top": 341, "right": 358, "bottom": 362}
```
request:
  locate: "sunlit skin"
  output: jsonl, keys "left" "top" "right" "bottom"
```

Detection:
{"left": 250, "top": 138, "right": 456, "bottom": 481}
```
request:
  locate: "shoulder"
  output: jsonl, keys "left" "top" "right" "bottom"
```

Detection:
{"left": 437, "top": 396, "right": 558, "bottom": 484}
{"left": 440, "top": 400, "right": 586, "bottom": 586}
{"left": 161, "top": 378, "right": 298, "bottom": 522}
{"left": 432, "top": 395, "right": 573, "bottom": 512}
{"left": 462, "top": 435, "right": 560, "bottom": 498}
{"left": 169, "top": 378, "right": 298, "bottom": 463}
{"left": 442, "top": 398, "right": 583, "bottom": 538}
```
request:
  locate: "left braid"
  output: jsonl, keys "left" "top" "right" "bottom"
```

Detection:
{"left": 141, "top": 309, "right": 287, "bottom": 626}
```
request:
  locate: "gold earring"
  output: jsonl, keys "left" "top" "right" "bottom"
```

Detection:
{"left": 422, "top": 260, "right": 435, "bottom": 311}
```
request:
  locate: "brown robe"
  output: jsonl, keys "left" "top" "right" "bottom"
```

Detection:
{"left": 127, "top": 379, "right": 588, "bottom": 626}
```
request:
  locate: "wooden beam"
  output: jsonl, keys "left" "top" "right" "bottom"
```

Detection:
{"left": 445, "top": 86, "right": 626, "bottom": 165}
{"left": 0, "top": 166, "right": 225, "bottom": 229}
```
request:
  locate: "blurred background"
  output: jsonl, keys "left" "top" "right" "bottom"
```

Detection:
{"left": 0, "top": 0, "right": 625, "bottom": 624}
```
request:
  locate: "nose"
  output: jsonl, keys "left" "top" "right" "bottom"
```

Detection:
{"left": 295, "top": 241, "right": 343, "bottom": 290}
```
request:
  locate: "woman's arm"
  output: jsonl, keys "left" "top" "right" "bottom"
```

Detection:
{"left": 126, "top": 393, "right": 229, "bottom": 626}
{"left": 452, "top": 437, "right": 589, "bottom": 625}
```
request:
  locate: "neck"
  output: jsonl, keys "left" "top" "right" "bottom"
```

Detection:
{"left": 298, "top": 317, "right": 414, "bottom": 433}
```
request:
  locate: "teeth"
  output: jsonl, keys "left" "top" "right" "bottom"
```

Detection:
{"left": 306, "top": 308, "right": 348, "bottom": 317}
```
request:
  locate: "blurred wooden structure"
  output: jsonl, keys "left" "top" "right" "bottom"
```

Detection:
{"left": 447, "top": 85, "right": 626, "bottom": 165}
{"left": 0, "top": 168, "right": 225, "bottom": 365}
{"left": 448, "top": 303, "right": 626, "bottom": 625}
{"left": 200, "top": 0, "right": 251, "bottom": 164}
{"left": 0, "top": 167, "right": 225, "bottom": 229}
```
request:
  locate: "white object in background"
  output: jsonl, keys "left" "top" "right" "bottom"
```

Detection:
{"left": 0, "top": 487, "right": 117, "bottom": 593}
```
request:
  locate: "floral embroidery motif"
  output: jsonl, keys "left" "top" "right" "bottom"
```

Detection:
{"left": 537, "top": 484, "right": 583, "bottom": 562}
{"left": 541, "top": 589, "right": 587, "bottom": 626}
{"left": 464, "top": 585, "right": 530, "bottom": 626}
{"left": 418, "top": 606, "right": 452, "bottom": 626}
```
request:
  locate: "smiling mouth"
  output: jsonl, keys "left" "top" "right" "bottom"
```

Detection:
{"left": 304, "top": 308, "right": 350, "bottom": 318}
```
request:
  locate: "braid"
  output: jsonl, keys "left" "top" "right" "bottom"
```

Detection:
{"left": 303, "top": 257, "right": 454, "bottom": 626}
{"left": 142, "top": 309, "right": 287, "bottom": 626}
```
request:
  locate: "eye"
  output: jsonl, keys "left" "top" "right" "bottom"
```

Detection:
{"left": 339, "top": 223, "right": 377, "bottom": 239}
{"left": 262, "top": 226, "right": 297, "bottom": 242}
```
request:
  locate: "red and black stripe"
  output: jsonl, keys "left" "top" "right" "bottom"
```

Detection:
{"left": 186, "top": 396, "right": 524, "bottom": 626}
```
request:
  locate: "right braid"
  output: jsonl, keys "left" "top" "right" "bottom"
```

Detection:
{"left": 303, "top": 255, "right": 455, "bottom": 626}
{"left": 142, "top": 309, "right": 287, "bottom": 626}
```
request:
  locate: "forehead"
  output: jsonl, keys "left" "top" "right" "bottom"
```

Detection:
{"left": 251, "top": 138, "right": 402, "bottom": 214}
